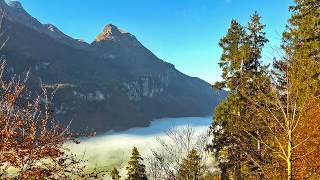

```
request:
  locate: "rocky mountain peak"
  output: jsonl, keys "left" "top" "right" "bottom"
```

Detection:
{"left": 0, "top": 1, "right": 89, "bottom": 49}
{"left": 0, "top": 0, "right": 39, "bottom": 30}
{"left": 7, "top": 1, "right": 23, "bottom": 10}
{"left": 95, "top": 24, "right": 136, "bottom": 43}
{"left": 103, "top": 24, "right": 121, "bottom": 33}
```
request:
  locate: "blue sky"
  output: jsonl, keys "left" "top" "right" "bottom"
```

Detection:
{"left": 18, "top": 0, "right": 293, "bottom": 83}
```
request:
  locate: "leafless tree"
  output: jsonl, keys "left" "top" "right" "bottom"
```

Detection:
{"left": 146, "top": 125, "right": 212, "bottom": 180}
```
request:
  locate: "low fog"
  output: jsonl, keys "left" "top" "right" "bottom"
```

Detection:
{"left": 66, "top": 117, "right": 212, "bottom": 177}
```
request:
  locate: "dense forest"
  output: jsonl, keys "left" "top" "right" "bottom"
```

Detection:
{"left": 0, "top": 0, "right": 319, "bottom": 179}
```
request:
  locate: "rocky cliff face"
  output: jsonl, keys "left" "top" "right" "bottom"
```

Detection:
{"left": 0, "top": 1, "right": 226, "bottom": 133}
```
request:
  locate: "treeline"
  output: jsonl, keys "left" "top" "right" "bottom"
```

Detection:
{"left": 208, "top": 0, "right": 320, "bottom": 179}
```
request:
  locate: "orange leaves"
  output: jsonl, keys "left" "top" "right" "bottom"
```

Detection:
{"left": 21, "top": 167, "right": 52, "bottom": 180}
{"left": 3, "top": 92, "right": 15, "bottom": 104}
{"left": 0, "top": 61, "right": 85, "bottom": 179}
{"left": 291, "top": 97, "right": 320, "bottom": 179}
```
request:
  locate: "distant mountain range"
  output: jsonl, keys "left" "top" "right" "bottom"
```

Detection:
{"left": 0, "top": 0, "right": 226, "bottom": 133}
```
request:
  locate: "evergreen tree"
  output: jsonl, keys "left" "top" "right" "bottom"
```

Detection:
{"left": 177, "top": 149, "right": 202, "bottom": 180}
{"left": 246, "top": 12, "right": 269, "bottom": 73}
{"left": 126, "top": 147, "right": 148, "bottom": 180}
{"left": 213, "top": 19, "right": 247, "bottom": 90}
{"left": 110, "top": 167, "right": 121, "bottom": 180}
{"left": 209, "top": 1, "right": 320, "bottom": 179}
{"left": 209, "top": 12, "right": 269, "bottom": 179}
{"left": 210, "top": 19, "right": 247, "bottom": 179}
{"left": 282, "top": 0, "right": 320, "bottom": 93}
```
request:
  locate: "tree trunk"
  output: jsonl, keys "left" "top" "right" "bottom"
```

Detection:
{"left": 220, "top": 162, "right": 228, "bottom": 180}
{"left": 287, "top": 130, "right": 292, "bottom": 180}
{"left": 235, "top": 160, "right": 242, "bottom": 180}
{"left": 235, "top": 110, "right": 242, "bottom": 180}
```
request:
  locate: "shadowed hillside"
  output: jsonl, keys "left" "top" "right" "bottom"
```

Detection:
{"left": 0, "top": 0, "right": 226, "bottom": 133}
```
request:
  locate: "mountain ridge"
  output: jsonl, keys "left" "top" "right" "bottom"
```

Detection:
{"left": 2, "top": 0, "right": 89, "bottom": 49}
{"left": 0, "top": 0, "right": 226, "bottom": 133}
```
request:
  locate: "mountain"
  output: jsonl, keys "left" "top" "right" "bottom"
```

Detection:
{"left": 0, "top": 1, "right": 226, "bottom": 133}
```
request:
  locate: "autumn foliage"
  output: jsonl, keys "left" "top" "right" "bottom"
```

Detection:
{"left": 0, "top": 61, "right": 104, "bottom": 179}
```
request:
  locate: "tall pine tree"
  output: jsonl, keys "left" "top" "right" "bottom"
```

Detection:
{"left": 282, "top": 0, "right": 320, "bottom": 93}
{"left": 126, "top": 147, "right": 148, "bottom": 180}
{"left": 209, "top": 12, "right": 269, "bottom": 179}
{"left": 210, "top": 19, "right": 247, "bottom": 179}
